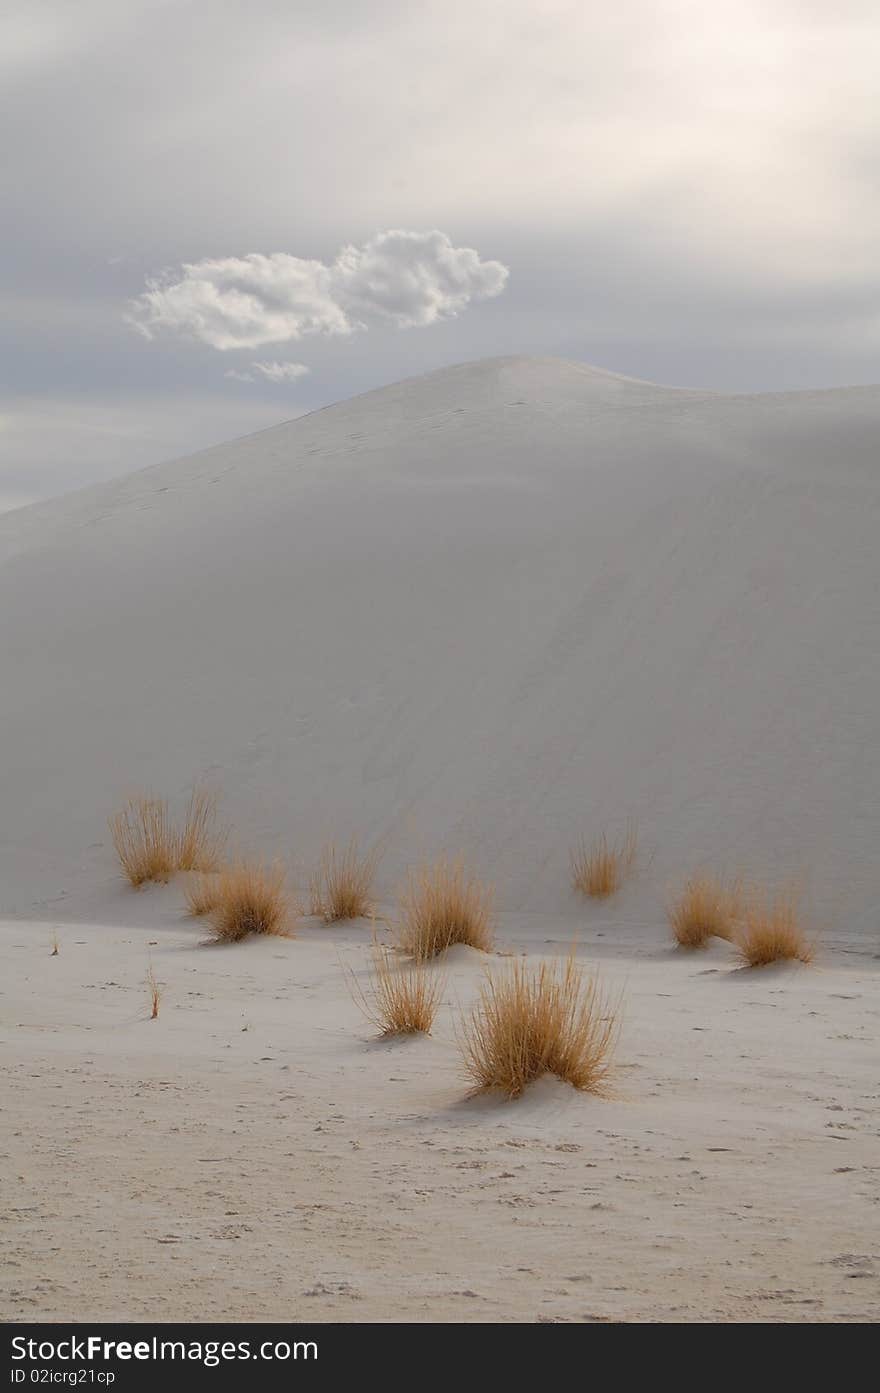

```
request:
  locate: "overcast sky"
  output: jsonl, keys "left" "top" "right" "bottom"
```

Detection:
{"left": 3, "top": 1, "right": 880, "bottom": 511}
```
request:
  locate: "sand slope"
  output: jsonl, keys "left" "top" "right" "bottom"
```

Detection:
{"left": 1, "top": 356, "right": 878, "bottom": 933}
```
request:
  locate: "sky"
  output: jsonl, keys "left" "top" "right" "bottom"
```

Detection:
{"left": 3, "top": 0, "right": 880, "bottom": 512}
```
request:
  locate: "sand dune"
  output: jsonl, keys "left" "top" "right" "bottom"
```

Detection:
{"left": 1, "top": 357, "right": 878, "bottom": 1323}
{"left": 1, "top": 356, "right": 878, "bottom": 937}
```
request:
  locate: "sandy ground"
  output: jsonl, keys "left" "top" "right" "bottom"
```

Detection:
{"left": 2, "top": 897, "right": 878, "bottom": 1323}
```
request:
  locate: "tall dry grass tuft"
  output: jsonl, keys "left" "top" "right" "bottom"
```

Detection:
{"left": 396, "top": 858, "right": 494, "bottom": 960}
{"left": 460, "top": 953, "right": 620, "bottom": 1100}
{"left": 571, "top": 822, "right": 637, "bottom": 899}
{"left": 110, "top": 783, "right": 226, "bottom": 887}
{"left": 668, "top": 874, "right": 742, "bottom": 949}
{"left": 309, "top": 838, "right": 381, "bottom": 923}
{"left": 175, "top": 785, "right": 226, "bottom": 872}
{"left": 184, "top": 872, "right": 221, "bottom": 918}
{"left": 736, "top": 889, "right": 814, "bottom": 967}
{"left": 204, "top": 860, "right": 292, "bottom": 943}
{"left": 109, "top": 796, "right": 177, "bottom": 886}
{"left": 146, "top": 965, "right": 161, "bottom": 1019}
{"left": 347, "top": 942, "right": 445, "bottom": 1036}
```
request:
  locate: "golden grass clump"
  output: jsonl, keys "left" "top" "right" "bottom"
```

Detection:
{"left": 309, "top": 838, "right": 381, "bottom": 922}
{"left": 146, "top": 965, "right": 161, "bottom": 1019}
{"left": 184, "top": 872, "right": 221, "bottom": 918}
{"left": 175, "top": 786, "right": 226, "bottom": 872}
{"left": 396, "top": 857, "right": 494, "bottom": 960}
{"left": 109, "top": 796, "right": 177, "bottom": 886}
{"left": 348, "top": 943, "right": 444, "bottom": 1037}
{"left": 736, "top": 889, "right": 814, "bottom": 968}
{"left": 110, "top": 783, "right": 225, "bottom": 887}
{"left": 668, "top": 873, "right": 742, "bottom": 949}
{"left": 204, "top": 860, "right": 291, "bottom": 943}
{"left": 571, "top": 822, "right": 637, "bottom": 899}
{"left": 460, "top": 954, "right": 620, "bottom": 1100}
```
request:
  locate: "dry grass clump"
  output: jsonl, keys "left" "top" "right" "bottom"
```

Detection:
{"left": 110, "top": 784, "right": 225, "bottom": 887}
{"left": 309, "top": 838, "right": 381, "bottom": 923}
{"left": 348, "top": 942, "right": 445, "bottom": 1037}
{"left": 736, "top": 889, "right": 814, "bottom": 967}
{"left": 184, "top": 872, "right": 221, "bottom": 918}
{"left": 571, "top": 822, "right": 637, "bottom": 899}
{"left": 668, "top": 873, "right": 742, "bottom": 949}
{"left": 109, "top": 796, "right": 177, "bottom": 887}
{"left": 396, "top": 858, "right": 494, "bottom": 960}
{"left": 146, "top": 965, "right": 161, "bottom": 1019}
{"left": 460, "top": 954, "right": 620, "bottom": 1100}
{"left": 175, "top": 786, "right": 226, "bottom": 872}
{"left": 204, "top": 860, "right": 291, "bottom": 943}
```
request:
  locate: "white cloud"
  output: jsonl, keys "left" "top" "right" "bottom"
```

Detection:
{"left": 332, "top": 229, "right": 509, "bottom": 328}
{"left": 131, "top": 253, "right": 347, "bottom": 351}
{"left": 224, "top": 360, "right": 310, "bottom": 384}
{"left": 254, "top": 360, "right": 311, "bottom": 383}
{"left": 129, "top": 230, "right": 509, "bottom": 351}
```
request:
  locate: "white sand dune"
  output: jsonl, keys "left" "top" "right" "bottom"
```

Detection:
{"left": 2, "top": 356, "right": 879, "bottom": 1323}
{"left": 1, "top": 355, "right": 878, "bottom": 935}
